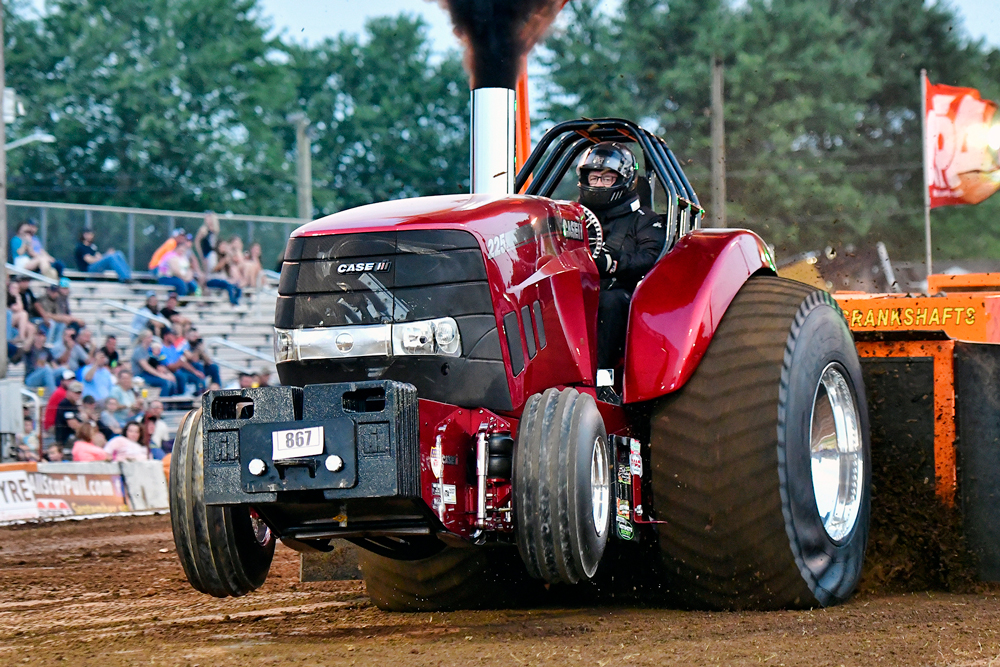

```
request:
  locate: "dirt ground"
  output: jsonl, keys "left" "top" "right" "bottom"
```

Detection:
{"left": 1, "top": 515, "right": 999, "bottom": 667}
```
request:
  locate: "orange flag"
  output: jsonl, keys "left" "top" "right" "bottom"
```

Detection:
{"left": 925, "top": 78, "right": 1000, "bottom": 208}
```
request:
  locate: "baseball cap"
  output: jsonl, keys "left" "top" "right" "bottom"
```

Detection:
{"left": 172, "top": 227, "right": 187, "bottom": 237}
{"left": 61, "top": 369, "right": 76, "bottom": 381}
{"left": 67, "top": 381, "right": 84, "bottom": 393}
{"left": 145, "top": 290, "right": 156, "bottom": 299}
{"left": 59, "top": 278, "right": 71, "bottom": 288}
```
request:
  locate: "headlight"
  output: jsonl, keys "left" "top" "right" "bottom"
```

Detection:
{"left": 274, "top": 317, "right": 461, "bottom": 362}
{"left": 392, "top": 317, "right": 462, "bottom": 357}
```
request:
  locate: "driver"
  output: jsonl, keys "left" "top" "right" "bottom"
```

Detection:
{"left": 578, "top": 142, "right": 666, "bottom": 369}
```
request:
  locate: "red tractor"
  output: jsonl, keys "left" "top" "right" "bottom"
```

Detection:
{"left": 170, "top": 116, "right": 871, "bottom": 611}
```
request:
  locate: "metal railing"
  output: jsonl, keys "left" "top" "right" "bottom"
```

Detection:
{"left": 20, "top": 388, "right": 43, "bottom": 460}
{"left": 7, "top": 200, "right": 303, "bottom": 277}
{"left": 100, "top": 300, "right": 172, "bottom": 328}
{"left": 5, "top": 262, "right": 59, "bottom": 286}
{"left": 208, "top": 337, "right": 273, "bottom": 364}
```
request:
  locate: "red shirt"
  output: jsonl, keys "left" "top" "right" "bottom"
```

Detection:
{"left": 44, "top": 386, "right": 67, "bottom": 430}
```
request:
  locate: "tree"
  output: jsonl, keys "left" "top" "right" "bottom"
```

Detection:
{"left": 6, "top": 0, "right": 295, "bottom": 214}
{"left": 283, "top": 15, "right": 470, "bottom": 217}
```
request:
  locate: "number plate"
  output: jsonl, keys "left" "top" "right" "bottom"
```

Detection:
{"left": 271, "top": 426, "right": 324, "bottom": 461}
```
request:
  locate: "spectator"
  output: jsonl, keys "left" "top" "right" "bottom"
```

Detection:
{"left": 81, "top": 349, "right": 114, "bottom": 401}
{"left": 44, "top": 443, "right": 64, "bottom": 462}
{"left": 99, "top": 397, "right": 124, "bottom": 437}
{"left": 158, "top": 292, "right": 192, "bottom": 335}
{"left": 54, "top": 381, "right": 84, "bottom": 448}
{"left": 16, "top": 415, "right": 41, "bottom": 462}
{"left": 149, "top": 227, "right": 187, "bottom": 274}
{"left": 74, "top": 229, "right": 131, "bottom": 280}
{"left": 105, "top": 421, "right": 149, "bottom": 462}
{"left": 100, "top": 335, "right": 120, "bottom": 369}
{"left": 7, "top": 278, "right": 37, "bottom": 345}
{"left": 225, "top": 371, "right": 256, "bottom": 390}
{"left": 193, "top": 212, "right": 221, "bottom": 273}
{"left": 255, "top": 367, "right": 273, "bottom": 388}
{"left": 131, "top": 292, "right": 166, "bottom": 338}
{"left": 66, "top": 327, "right": 95, "bottom": 375}
{"left": 44, "top": 369, "right": 77, "bottom": 431}
{"left": 131, "top": 332, "right": 177, "bottom": 396}
{"left": 145, "top": 400, "right": 171, "bottom": 450}
{"left": 182, "top": 328, "right": 222, "bottom": 388}
{"left": 161, "top": 328, "right": 204, "bottom": 395}
{"left": 15, "top": 275, "right": 40, "bottom": 325}
{"left": 110, "top": 368, "right": 142, "bottom": 421}
{"left": 242, "top": 242, "right": 264, "bottom": 289}
{"left": 197, "top": 235, "right": 242, "bottom": 306}
{"left": 23, "top": 334, "right": 59, "bottom": 394}
{"left": 10, "top": 220, "right": 63, "bottom": 279}
{"left": 157, "top": 234, "right": 199, "bottom": 296}
{"left": 35, "top": 279, "right": 85, "bottom": 345}
{"left": 50, "top": 327, "right": 77, "bottom": 369}
{"left": 72, "top": 423, "right": 110, "bottom": 462}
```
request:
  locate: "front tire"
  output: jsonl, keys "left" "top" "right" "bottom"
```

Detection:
{"left": 170, "top": 408, "right": 275, "bottom": 597}
{"left": 514, "top": 388, "right": 611, "bottom": 584}
{"left": 649, "top": 277, "right": 870, "bottom": 609}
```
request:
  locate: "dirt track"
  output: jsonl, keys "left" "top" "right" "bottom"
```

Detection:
{"left": 1, "top": 515, "right": 999, "bottom": 666}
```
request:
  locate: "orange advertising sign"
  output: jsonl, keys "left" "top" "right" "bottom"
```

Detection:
{"left": 834, "top": 293, "right": 1000, "bottom": 343}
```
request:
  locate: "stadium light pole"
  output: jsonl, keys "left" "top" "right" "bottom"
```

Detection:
{"left": 1, "top": 6, "right": 8, "bottom": 381}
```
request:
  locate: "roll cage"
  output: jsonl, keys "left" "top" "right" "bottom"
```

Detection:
{"left": 515, "top": 118, "right": 705, "bottom": 252}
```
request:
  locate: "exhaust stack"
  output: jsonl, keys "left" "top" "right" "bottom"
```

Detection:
{"left": 471, "top": 87, "right": 516, "bottom": 195}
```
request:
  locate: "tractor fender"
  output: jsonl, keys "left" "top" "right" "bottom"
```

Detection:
{"left": 622, "top": 229, "right": 776, "bottom": 404}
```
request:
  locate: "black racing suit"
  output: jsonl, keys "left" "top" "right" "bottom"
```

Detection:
{"left": 592, "top": 194, "right": 666, "bottom": 369}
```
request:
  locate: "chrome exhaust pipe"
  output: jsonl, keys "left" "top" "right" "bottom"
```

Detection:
{"left": 470, "top": 87, "right": 516, "bottom": 195}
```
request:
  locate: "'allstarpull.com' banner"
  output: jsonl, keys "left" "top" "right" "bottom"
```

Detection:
{"left": 925, "top": 78, "right": 1000, "bottom": 208}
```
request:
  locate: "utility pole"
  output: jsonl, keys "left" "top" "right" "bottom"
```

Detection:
{"left": 1, "top": 6, "right": 8, "bottom": 380}
{"left": 710, "top": 55, "right": 727, "bottom": 228}
{"left": 289, "top": 113, "right": 312, "bottom": 220}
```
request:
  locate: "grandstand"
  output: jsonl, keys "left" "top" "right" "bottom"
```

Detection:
{"left": 6, "top": 269, "right": 278, "bottom": 451}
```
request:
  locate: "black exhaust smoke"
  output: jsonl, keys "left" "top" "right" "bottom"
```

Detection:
{"left": 436, "top": 0, "right": 563, "bottom": 89}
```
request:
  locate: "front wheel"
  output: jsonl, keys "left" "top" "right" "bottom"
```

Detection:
{"left": 649, "top": 277, "right": 871, "bottom": 609}
{"left": 170, "top": 408, "right": 275, "bottom": 597}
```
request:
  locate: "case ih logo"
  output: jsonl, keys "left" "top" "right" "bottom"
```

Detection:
{"left": 562, "top": 218, "right": 585, "bottom": 241}
{"left": 337, "top": 261, "right": 391, "bottom": 274}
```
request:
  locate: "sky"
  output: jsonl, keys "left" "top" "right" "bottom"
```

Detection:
{"left": 256, "top": 0, "right": 1000, "bottom": 51}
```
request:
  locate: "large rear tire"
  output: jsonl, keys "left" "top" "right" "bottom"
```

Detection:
{"left": 359, "top": 546, "right": 541, "bottom": 611}
{"left": 649, "top": 276, "right": 870, "bottom": 609}
{"left": 170, "top": 408, "right": 275, "bottom": 597}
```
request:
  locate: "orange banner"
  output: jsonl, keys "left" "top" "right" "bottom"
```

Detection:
{"left": 925, "top": 78, "right": 1000, "bottom": 208}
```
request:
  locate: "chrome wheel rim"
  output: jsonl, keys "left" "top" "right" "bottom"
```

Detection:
{"left": 809, "top": 363, "right": 864, "bottom": 542}
{"left": 590, "top": 436, "right": 610, "bottom": 537}
{"left": 249, "top": 508, "right": 272, "bottom": 547}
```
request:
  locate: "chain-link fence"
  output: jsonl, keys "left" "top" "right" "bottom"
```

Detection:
{"left": 6, "top": 201, "right": 302, "bottom": 274}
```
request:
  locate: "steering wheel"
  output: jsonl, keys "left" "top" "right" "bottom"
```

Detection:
{"left": 580, "top": 206, "right": 604, "bottom": 259}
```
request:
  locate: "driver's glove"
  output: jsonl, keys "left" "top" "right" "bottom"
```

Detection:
{"left": 596, "top": 249, "right": 618, "bottom": 278}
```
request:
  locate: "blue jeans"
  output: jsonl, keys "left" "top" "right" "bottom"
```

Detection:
{"left": 206, "top": 278, "right": 241, "bottom": 305}
{"left": 45, "top": 320, "right": 66, "bottom": 346}
{"left": 87, "top": 251, "right": 132, "bottom": 280}
{"left": 140, "top": 371, "right": 177, "bottom": 397}
{"left": 25, "top": 366, "right": 58, "bottom": 393}
{"left": 157, "top": 276, "right": 198, "bottom": 296}
{"left": 173, "top": 368, "right": 203, "bottom": 395}
{"left": 191, "top": 361, "right": 222, "bottom": 387}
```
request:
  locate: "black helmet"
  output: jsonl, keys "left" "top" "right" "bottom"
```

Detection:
{"left": 577, "top": 142, "right": 638, "bottom": 210}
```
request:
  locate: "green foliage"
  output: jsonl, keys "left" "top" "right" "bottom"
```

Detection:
{"left": 4, "top": 3, "right": 469, "bottom": 218}
{"left": 542, "top": 0, "right": 1000, "bottom": 261}
{"left": 284, "top": 16, "right": 469, "bottom": 216}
